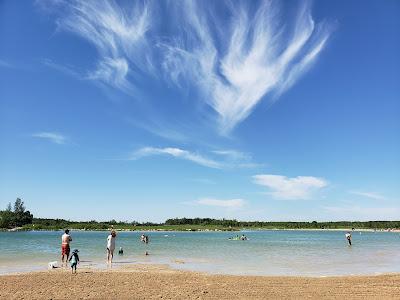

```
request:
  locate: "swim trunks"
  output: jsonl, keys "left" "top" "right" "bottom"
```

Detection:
{"left": 62, "top": 244, "right": 70, "bottom": 256}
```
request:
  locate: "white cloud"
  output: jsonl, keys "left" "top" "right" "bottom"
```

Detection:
{"left": 32, "top": 132, "right": 67, "bottom": 144}
{"left": 162, "top": 1, "right": 333, "bottom": 133}
{"left": 349, "top": 191, "right": 385, "bottom": 201}
{"left": 196, "top": 198, "right": 245, "bottom": 209}
{"left": 51, "top": 0, "right": 151, "bottom": 93}
{"left": 43, "top": 1, "right": 333, "bottom": 134}
{"left": 253, "top": 174, "right": 328, "bottom": 200}
{"left": 131, "top": 147, "right": 222, "bottom": 169}
{"left": 131, "top": 146, "right": 260, "bottom": 169}
{"left": 212, "top": 149, "right": 262, "bottom": 168}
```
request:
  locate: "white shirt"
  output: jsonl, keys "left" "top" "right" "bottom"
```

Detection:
{"left": 107, "top": 235, "right": 116, "bottom": 250}
{"left": 345, "top": 233, "right": 351, "bottom": 238}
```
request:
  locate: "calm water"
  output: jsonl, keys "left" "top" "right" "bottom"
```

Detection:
{"left": 0, "top": 230, "right": 399, "bottom": 276}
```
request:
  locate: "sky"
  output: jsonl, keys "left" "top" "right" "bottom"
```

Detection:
{"left": 0, "top": 0, "right": 399, "bottom": 222}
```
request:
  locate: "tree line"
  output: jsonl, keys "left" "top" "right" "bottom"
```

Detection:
{"left": 1, "top": 201, "right": 400, "bottom": 230}
{"left": 165, "top": 218, "right": 400, "bottom": 229}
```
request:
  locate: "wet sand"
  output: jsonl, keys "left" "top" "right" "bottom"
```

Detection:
{"left": 0, "top": 264, "right": 399, "bottom": 299}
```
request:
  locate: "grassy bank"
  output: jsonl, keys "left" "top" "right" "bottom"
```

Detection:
{"left": 19, "top": 223, "right": 240, "bottom": 231}
{"left": 1, "top": 217, "right": 399, "bottom": 232}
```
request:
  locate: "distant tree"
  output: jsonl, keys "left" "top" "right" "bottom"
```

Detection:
{"left": 0, "top": 210, "right": 13, "bottom": 228}
{"left": 14, "top": 198, "right": 25, "bottom": 214}
{"left": 10, "top": 198, "right": 33, "bottom": 227}
{"left": 1, "top": 202, "right": 16, "bottom": 228}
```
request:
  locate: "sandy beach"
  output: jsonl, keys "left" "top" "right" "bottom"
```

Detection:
{"left": 0, "top": 264, "right": 399, "bottom": 300}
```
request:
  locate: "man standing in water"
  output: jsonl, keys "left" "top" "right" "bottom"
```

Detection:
{"left": 107, "top": 230, "right": 117, "bottom": 263}
{"left": 345, "top": 232, "right": 352, "bottom": 246}
{"left": 61, "top": 229, "right": 72, "bottom": 265}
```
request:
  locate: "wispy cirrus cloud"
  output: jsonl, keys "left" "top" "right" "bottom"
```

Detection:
{"left": 48, "top": 0, "right": 151, "bottom": 94}
{"left": 253, "top": 174, "right": 328, "bottom": 200}
{"left": 42, "top": 0, "right": 333, "bottom": 135}
{"left": 212, "top": 149, "right": 263, "bottom": 168}
{"left": 349, "top": 191, "right": 386, "bottom": 201}
{"left": 130, "top": 146, "right": 260, "bottom": 169}
{"left": 163, "top": 1, "right": 333, "bottom": 133}
{"left": 130, "top": 147, "right": 223, "bottom": 169}
{"left": 32, "top": 132, "right": 67, "bottom": 144}
{"left": 196, "top": 198, "right": 246, "bottom": 209}
{"left": 42, "top": 59, "right": 82, "bottom": 78}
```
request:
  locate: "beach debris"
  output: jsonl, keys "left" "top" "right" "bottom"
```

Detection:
{"left": 48, "top": 261, "right": 59, "bottom": 269}
{"left": 174, "top": 260, "right": 185, "bottom": 264}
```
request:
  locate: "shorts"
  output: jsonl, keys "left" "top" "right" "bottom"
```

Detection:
{"left": 70, "top": 262, "right": 77, "bottom": 268}
{"left": 62, "top": 244, "right": 70, "bottom": 256}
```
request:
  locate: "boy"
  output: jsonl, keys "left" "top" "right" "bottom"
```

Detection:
{"left": 69, "top": 249, "right": 80, "bottom": 273}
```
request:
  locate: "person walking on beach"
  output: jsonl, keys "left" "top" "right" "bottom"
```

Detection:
{"left": 107, "top": 230, "right": 117, "bottom": 263}
{"left": 61, "top": 229, "right": 72, "bottom": 266}
{"left": 345, "top": 232, "right": 352, "bottom": 246}
{"left": 69, "top": 249, "right": 80, "bottom": 274}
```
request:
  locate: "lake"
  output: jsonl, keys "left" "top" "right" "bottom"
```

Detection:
{"left": 1, "top": 230, "right": 399, "bottom": 276}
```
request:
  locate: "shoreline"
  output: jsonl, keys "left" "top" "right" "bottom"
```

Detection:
{"left": 3, "top": 227, "right": 399, "bottom": 232}
{"left": 3, "top": 262, "right": 400, "bottom": 278}
{"left": 1, "top": 258, "right": 400, "bottom": 278}
{"left": 1, "top": 264, "right": 399, "bottom": 299}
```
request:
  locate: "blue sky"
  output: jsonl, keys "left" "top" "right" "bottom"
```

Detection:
{"left": 0, "top": 0, "right": 399, "bottom": 222}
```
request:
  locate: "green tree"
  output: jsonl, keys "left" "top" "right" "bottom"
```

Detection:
{"left": 12, "top": 198, "right": 33, "bottom": 227}
{"left": 0, "top": 202, "right": 15, "bottom": 228}
{"left": 14, "top": 198, "right": 25, "bottom": 214}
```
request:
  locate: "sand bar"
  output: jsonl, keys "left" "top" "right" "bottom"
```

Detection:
{"left": 0, "top": 264, "right": 399, "bottom": 299}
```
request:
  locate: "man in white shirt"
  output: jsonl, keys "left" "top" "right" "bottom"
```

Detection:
{"left": 107, "top": 230, "right": 116, "bottom": 263}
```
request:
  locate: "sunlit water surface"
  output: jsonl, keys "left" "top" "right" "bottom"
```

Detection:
{"left": 1, "top": 230, "right": 399, "bottom": 276}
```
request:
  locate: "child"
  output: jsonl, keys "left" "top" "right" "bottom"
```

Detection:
{"left": 69, "top": 249, "right": 80, "bottom": 273}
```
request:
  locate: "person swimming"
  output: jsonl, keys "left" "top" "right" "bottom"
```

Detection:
{"left": 141, "top": 234, "right": 149, "bottom": 244}
{"left": 118, "top": 247, "right": 124, "bottom": 255}
{"left": 69, "top": 249, "right": 79, "bottom": 274}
